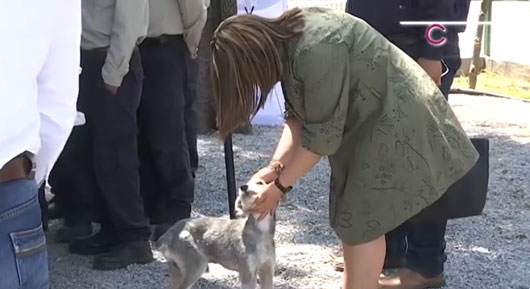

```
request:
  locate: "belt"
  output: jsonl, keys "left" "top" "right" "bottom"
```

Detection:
{"left": 85, "top": 47, "right": 109, "bottom": 53}
{"left": 142, "top": 34, "right": 183, "bottom": 46}
{"left": 83, "top": 46, "right": 139, "bottom": 54}
{"left": 0, "top": 153, "right": 35, "bottom": 184}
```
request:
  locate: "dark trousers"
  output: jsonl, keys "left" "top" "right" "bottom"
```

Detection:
{"left": 73, "top": 48, "right": 150, "bottom": 241}
{"left": 48, "top": 122, "right": 94, "bottom": 228}
{"left": 184, "top": 50, "right": 199, "bottom": 176}
{"left": 138, "top": 35, "right": 195, "bottom": 224}
{"left": 385, "top": 52, "right": 461, "bottom": 277}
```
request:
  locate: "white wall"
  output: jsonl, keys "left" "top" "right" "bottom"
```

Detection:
{"left": 489, "top": 1, "right": 530, "bottom": 64}
{"left": 237, "top": 0, "right": 288, "bottom": 126}
{"left": 287, "top": 0, "right": 345, "bottom": 10}
{"left": 449, "top": 1, "right": 530, "bottom": 65}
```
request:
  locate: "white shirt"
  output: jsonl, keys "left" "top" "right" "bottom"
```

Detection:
{"left": 146, "top": 0, "right": 208, "bottom": 55}
{"left": 81, "top": 0, "right": 149, "bottom": 87}
{"left": 0, "top": 0, "right": 82, "bottom": 184}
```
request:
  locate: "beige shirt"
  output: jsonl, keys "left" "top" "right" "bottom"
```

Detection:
{"left": 81, "top": 0, "right": 149, "bottom": 87}
{"left": 147, "top": 0, "right": 209, "bottom": 55}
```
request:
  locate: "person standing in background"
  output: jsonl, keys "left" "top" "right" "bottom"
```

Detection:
{"left": 0, "top": 0, "right": 81, "bottom": 287}
{"left": 184, "top": 48, "right": 200, "bottom": 179}
{"left": 138, "top": 0, "right": 208, "bottom": 240}
{"left": 345, "top": 1, "right": 472, "bottom": 288}
{"left": 48, "top": 111, "right": 95, "bottom": 243}
{"left": 67, "top": 0, "right": 154, "bottom": 271}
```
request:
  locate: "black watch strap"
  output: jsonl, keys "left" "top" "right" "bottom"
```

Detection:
{"left": 274, "top": 178, "right": 292, "bottom": 194}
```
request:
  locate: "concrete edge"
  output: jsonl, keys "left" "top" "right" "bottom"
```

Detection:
{"left": 458, "top": 57, "right": 530, "bottom": 80}
{"left": 450, "top": 88, "right": 530, "bottom": 103}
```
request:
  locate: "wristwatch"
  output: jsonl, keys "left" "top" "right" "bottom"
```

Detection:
{"left": 274, "top": 177, "right": 292, "bottom": 194}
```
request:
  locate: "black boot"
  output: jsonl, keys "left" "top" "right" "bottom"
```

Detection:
{"left": 69, "top": 230, "right": 117, "bottom": 255}
{"left": 55, "top": 223, "right": 93, "bottom": 243}
{"left": 92, "top": 240, "right": 154, "bottom": 270}
{"left": 47, "top": 201, "right": 63, "bottom": 220}
{"left": 152, "top": 223, "right": 173, "bottom": 242}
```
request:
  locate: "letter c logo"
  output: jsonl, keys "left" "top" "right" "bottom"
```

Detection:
{"left": 425, "top": 24, "right": 447, "bottom": 47}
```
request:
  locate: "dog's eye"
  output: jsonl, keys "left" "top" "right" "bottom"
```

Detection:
{"left": 255, "top": 180, "right": 265, "bottom": 185}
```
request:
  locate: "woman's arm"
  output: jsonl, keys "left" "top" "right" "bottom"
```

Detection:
{"left": 278, "top": 145, "right": 321, "bottom": 187}
{"left": 270, "top": 117, "right": 302, "bottom": 166}
{"left": 251, "top": 144, "right": 321, "bottom": 220}
{"left": 251, "top": 122, "right": 322, "bottom": 219}
{"left": 251, "top": 117, "right": 301, "bottom": 182}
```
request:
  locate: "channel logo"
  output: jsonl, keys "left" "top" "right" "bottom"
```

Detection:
{"left": 400, "top": 21, "right": 492, "bottom": 47}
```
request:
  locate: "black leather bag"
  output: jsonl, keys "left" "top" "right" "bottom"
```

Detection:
{"left": 413, "top": 138, "right": 490, "bottom": 221}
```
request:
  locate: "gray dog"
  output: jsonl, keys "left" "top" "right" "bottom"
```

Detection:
{"left": 155, "top": 179, "right": 276, "bottom": 289}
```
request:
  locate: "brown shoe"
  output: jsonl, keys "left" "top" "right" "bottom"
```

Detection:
{"left": 378, "top": 268, "right": 445, "bottom": 289}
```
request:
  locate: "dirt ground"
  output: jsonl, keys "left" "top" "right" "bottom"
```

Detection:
{"left": 48, "top": 93, "right": 530, "bottom": 289}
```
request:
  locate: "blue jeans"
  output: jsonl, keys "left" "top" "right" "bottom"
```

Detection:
{"left": 0, "top": 179, "right": 49, "bottom": 289}
{"left": 385, "top": 220, "right": 448, "bottom": 277}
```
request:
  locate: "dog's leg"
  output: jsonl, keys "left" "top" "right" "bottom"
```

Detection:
{"left": 258, "top": 261, "right": 274, "bottom": 289}
{"left": 177, "top": 258, "right": 208, "bottom": 289}
{"left": 239, "top": 267, "right": 257, "bottom": 289}
{"left": 168, "top": 261, "right": 182, "bottom": 289}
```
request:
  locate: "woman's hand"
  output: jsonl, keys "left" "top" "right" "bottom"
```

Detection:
{"left": 251, "top": 166, "right": 278, "bottom": 184}
{"left": 418, "top": 58, "right": 442, "bottom": 86}
{"left": 249, "top": 182, "right": 283, "bottom": 221}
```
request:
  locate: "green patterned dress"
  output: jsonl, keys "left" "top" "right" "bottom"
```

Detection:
{"left": 282, "top": 7, "right": 479, "bottom": 245}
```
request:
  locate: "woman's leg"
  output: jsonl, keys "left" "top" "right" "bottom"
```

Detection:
{"left": 342, "top": 235, "right": 386, "bottom": 289}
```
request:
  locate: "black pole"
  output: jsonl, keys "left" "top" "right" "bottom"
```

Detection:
{"left": 224, "top": 134, "right": 237, "bottom": 219}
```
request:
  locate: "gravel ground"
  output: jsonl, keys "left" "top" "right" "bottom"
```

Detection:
{"left": 48, "top": 94, "right": 530, "bottom": 289}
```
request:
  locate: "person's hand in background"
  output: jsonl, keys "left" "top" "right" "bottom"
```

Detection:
{"left": 190, "top": 48, "right": 199, "bottom": 60}
{"left": 105, "top": 84, "right": 119, "bottom": 95}
{"left": 418, "top": 58, "right": 442, "bottom": 86}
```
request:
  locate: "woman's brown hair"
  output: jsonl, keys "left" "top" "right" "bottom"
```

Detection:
{"left": 210, "top": 8, "right": 305, "bottom": 139}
